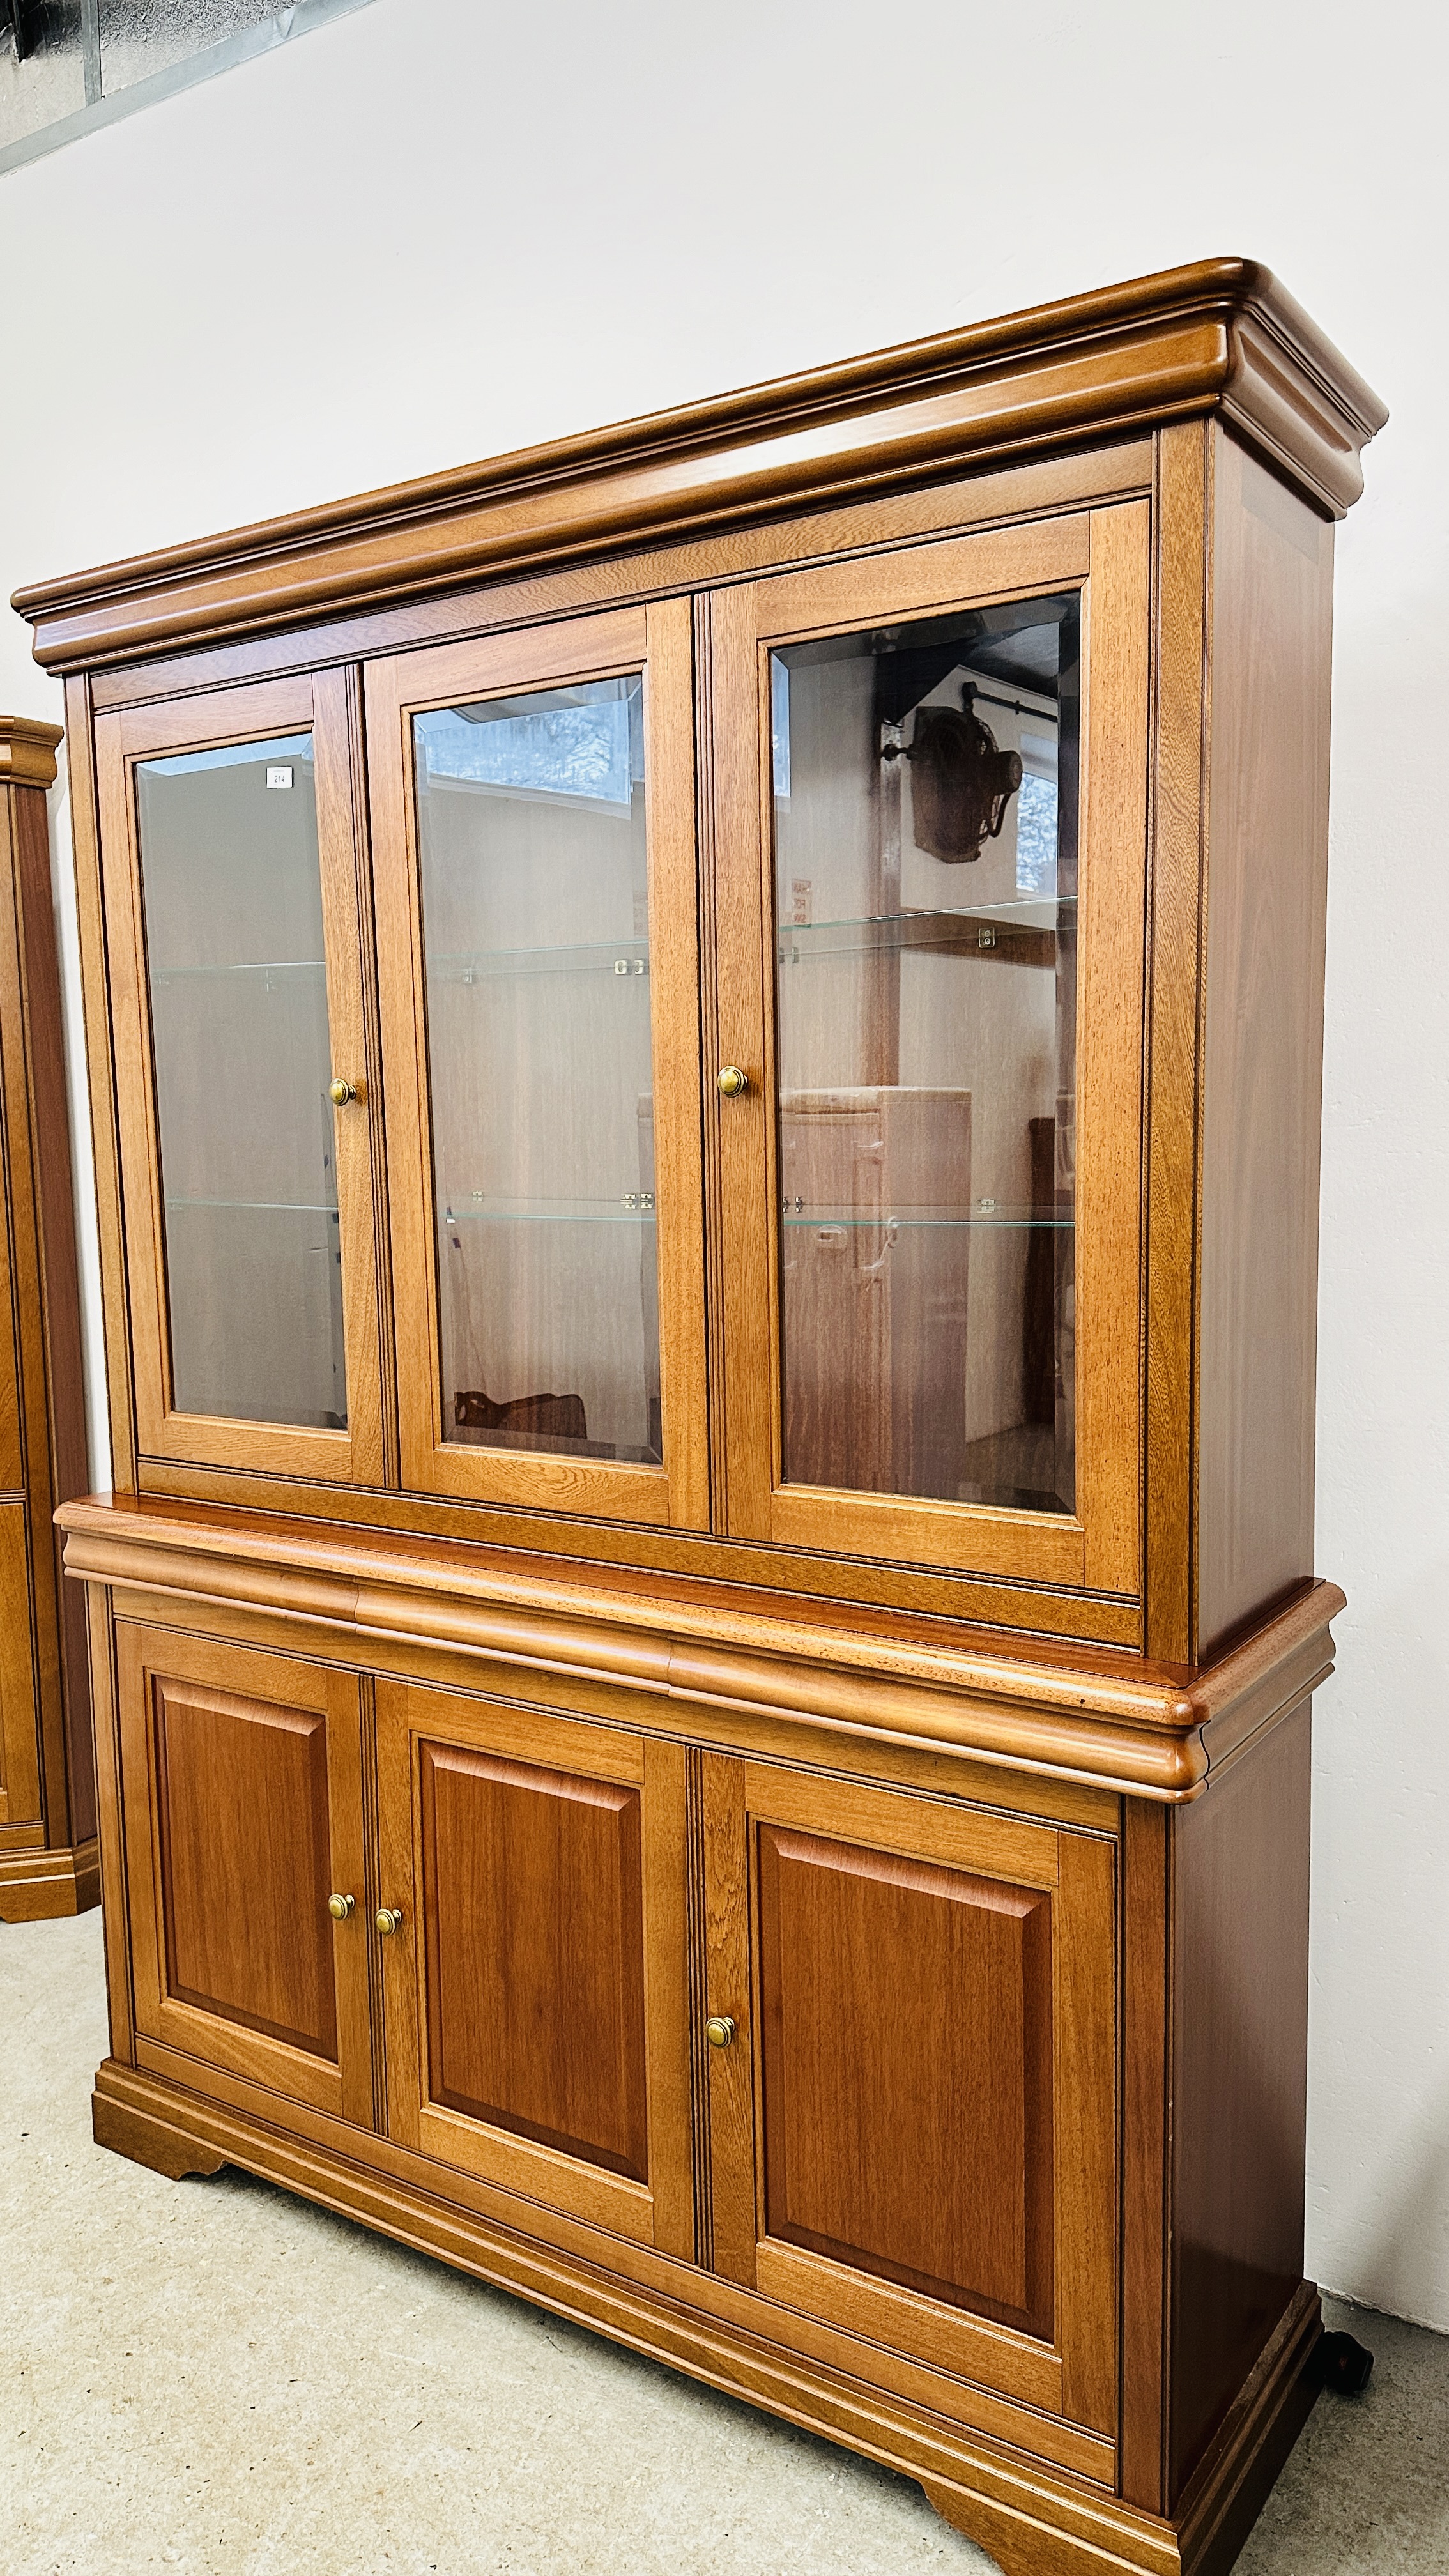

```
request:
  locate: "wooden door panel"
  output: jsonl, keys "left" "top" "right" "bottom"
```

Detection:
{"left": 118, "top": 1626, "right": 371, "bottom": 2122}
{"left": 378, "top": 1682, "right": 692, "bottom": 2255}
{"left": 701, "top": 1757, "right": 1117, "bottom": 2434}
{"left": 419, "top": 1742, "right": 648, "bottom": 2180}
{"left": 757, "top": 1826, "right": 1053, "bottom": 2335}
{"left": 156, "top": 1682, "right": 337, "bottom": 2058}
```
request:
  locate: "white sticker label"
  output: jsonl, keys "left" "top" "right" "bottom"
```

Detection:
{"left": 266, "top": 766, "right": 294, "bottom": 791}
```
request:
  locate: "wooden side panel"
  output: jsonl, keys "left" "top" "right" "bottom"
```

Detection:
{"left": 1144, "top": 422, "right": 1209, "bottom": 1666}
{"left": 1120, "top": 1797, "right": 1170, "bottom": 2513}
{"left": 418, "top": 1740, "right": 650, "bottom": 2180}
{"left": 88, "top": 1580, "right": 136, "bottom": 2067}
{"left": 0, "top": 1499, "right": 41, "bottom": 1822}
{"left": 757, "top": 1823, "right": 1053, "bottom": 2336}
{"left": 1197, "top": 431, "right": 1335, "bottom": 1655}
{"left": 1169, "top": 1701, "right": 1312, "bottom": 2500}
{"left": 13, "top": 781, "right": 95, "bottom": 1841}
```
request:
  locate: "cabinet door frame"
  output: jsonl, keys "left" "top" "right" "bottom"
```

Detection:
{"left": 95, "top": 671, "right": 385, "bottom": 1485}
{"left": 116, "top": 1623, "right": 372, "bottom": 2123}
{"left": 701, "top": 1756, "right": 1117, "bottom": 2435}
{"left": 708, "top": 505, "right": 1149, "bottom": 1595}
{"left": 376, "top": 1678, "right": 693, "bottom": 2257}
{"left": 365, "top": 601, "right": 709, "bottom": 1531}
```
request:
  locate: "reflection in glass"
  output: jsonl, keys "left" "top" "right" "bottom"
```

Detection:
{"left": 136, "top": 734, "right": 347, "bottom": 1429}
{"left": 415, "top": 675, "right": 661, "bottom": 1466}
{"left": 770, "top": 595, "right": 1080, "bottom": 1515}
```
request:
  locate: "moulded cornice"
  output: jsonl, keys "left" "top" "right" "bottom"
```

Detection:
{"left": 15, "top": 259, "right": 1385, "bottom": 676}
{"left": 0, "top": 714, "right": 63, "bottom": 788}
{"left": 57, "top": 1496, "right": 1344, "bottom": 1804}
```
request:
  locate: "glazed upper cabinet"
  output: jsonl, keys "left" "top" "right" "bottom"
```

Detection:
{"left": 56, "top": 260, "right": 1385, "bottom": 1664}
{"left": 89, "top": 505, "right": 1148, "bottom": 1608}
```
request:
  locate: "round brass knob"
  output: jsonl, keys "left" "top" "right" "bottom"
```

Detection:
{"left": 717, "top": 1065, "right": 749, "bottom": 1098}
{"left": 327, "top": 1892, "right": 355, "bottom": 1921}
{"left": 376, "top": 1906, "right": 403, "bottom": 1936}
{"left": 328, "top": 1077, "right": 358, "bottom": 1107}
{"left": 705, "top": 2014, "right": 737, "bottom": 2050}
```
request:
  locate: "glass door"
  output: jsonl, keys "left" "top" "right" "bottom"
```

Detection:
{"left": 366, "top": 601, "right": 707, "bottom": 1529}
{"left": 709, "top": 507, "right": 1149, "bottom": 1593}
{"left": 95, "top": 671, "right": 384, "bottom": 1484}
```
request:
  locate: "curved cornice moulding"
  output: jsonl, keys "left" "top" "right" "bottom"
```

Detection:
{"left": 0, "top": 715, "right": 63, "bottom": 788}
{"left": 16, "top": 260, "right": 1385, "bottom": 675}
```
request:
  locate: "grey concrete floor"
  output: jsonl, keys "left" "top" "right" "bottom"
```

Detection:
{"left": 3, "top": 1910, "right": 1445, "bottom": 2575}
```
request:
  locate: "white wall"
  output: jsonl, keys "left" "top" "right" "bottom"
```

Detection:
{"left": 1, "top": 0, "right": 1444, "bottom": 2330}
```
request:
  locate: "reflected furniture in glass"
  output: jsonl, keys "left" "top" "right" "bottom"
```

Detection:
{"left": 23, "top": 263, "right": 1385, "bottom": 2576}
{"left": 0, "top": 716, "right": 96, "bottom": 1920}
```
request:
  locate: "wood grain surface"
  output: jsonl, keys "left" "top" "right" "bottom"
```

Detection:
{"left": 0, "top": 732, "right": 96, "bottom": 1913}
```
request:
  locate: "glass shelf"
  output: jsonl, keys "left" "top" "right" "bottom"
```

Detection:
{"left": 165, "top": 1197, "right": 339, "bottom": 1216}
{"left": 150, "top": 958, "right": 326, "bottom": 986}
{"left": 441, "top": 1196, "right": 657, "bottom": 1225}
{"left": 430, "top": 938, "right": 649, "bottom": 983}
{"left": 776, "top": 905, "right": 1066, "bottom": 963}
{"left": 781, "top": 1211, "right": 1073, "bottom": 1230}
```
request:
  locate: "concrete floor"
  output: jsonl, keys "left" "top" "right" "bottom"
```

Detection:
{"left": 3, "top": 1912, "right": 1445, "bottom": 2576}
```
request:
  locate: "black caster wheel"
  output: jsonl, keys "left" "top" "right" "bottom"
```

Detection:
{"left": 1320, "top": 2330, "right": 1374, "bottom": 2395}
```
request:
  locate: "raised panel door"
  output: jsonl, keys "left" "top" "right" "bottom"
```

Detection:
{"left": 376, "top": 1680, "right": 692, "bottom": 2254}
{"left": 117, "top": 1625, "right": 372, "bottom": 2121}
{"left": 701, "top": 1759, "right": 1117, "bottom": 2434}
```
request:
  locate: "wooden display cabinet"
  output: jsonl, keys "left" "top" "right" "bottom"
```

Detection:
{"left": 19, "top": 259, "right": 1384, "bottom": 2573}
{"left": 0, "top": 716, "right": 95, "bottom": 1919}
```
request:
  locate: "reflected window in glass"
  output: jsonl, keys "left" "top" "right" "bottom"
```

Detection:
{"left": 413, "top": 674, "right": 663, "bottom": 1467}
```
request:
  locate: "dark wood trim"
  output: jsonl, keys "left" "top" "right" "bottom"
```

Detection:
{"left": 17, "top": 262, "right": 1383, "bottom": 676}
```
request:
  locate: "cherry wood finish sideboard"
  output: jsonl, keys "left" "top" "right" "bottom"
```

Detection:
{"left": 20, "top": 260, "right": 1384, "bottom": 2575}
{"left": 0, "top": 716, "right": 95, "bottom": 1919}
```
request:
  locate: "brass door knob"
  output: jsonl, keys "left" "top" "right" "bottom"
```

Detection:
{"left": 327, "top": 1892, "right": 355, "bottom": 1921}
{"left": 376, "top": 1906, "right": 403, "bottom": 1935}
{"left": 705, "top": 2014, "right": 737, "bottom": 2050}
{"left": 716, "top": 1065, "right": 749, "bottom": 1098}
{"left": 328, "top": 1077, "right": 358, "bottom": 1107}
